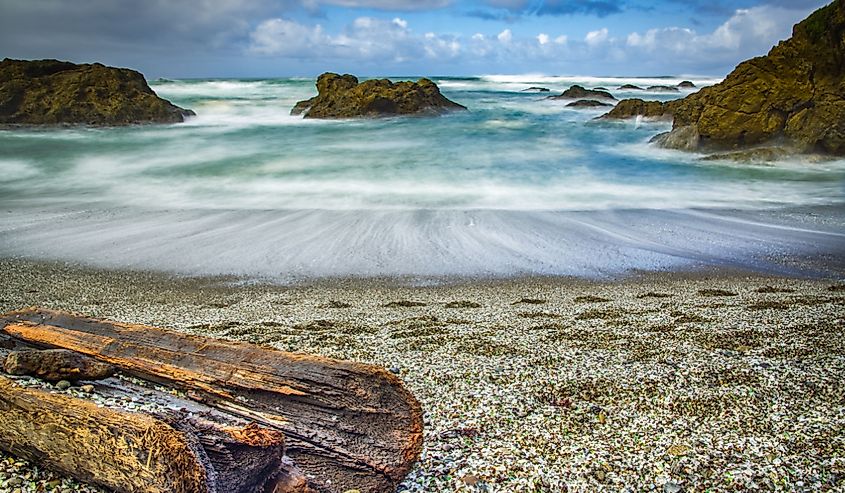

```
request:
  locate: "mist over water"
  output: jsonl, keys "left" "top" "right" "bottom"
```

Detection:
{"left": 1, "top": 75, "right": 844, "bottom": 280}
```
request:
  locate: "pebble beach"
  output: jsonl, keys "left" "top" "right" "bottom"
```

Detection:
{"left": 0, "top": 259, "right": 843, "bottom": 492}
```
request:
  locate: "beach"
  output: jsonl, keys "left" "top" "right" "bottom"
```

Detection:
{"left": 1, "top": 258, "right": 843, "bottom": 492}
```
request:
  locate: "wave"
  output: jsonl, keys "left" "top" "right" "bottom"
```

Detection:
{"left": 1, "top": 206, "right": 842, "bottom": 280}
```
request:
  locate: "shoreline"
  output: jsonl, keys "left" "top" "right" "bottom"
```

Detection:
{"left": 2, "top": 205, "right": 844, "bottom": 282}
{"left": 1, "top": 257, "right": 843, "bottom": 491}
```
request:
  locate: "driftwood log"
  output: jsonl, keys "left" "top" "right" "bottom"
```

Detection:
{"left": 4, "top": 348, "right": 115, "bottom": 381}
{"left": 0, "top": 307, "right": 424, "bottom": 493}
{"left": 0, "top": 373, "right": 293, "bottom": 493}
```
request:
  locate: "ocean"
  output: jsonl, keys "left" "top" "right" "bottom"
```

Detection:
{"left": 1, "top": 75, "right": 844, "bottom": 280}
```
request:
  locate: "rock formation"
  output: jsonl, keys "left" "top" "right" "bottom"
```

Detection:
{"left": 549, "top": 85, "right": 616, "bottom": 101}
{"left": 646, "top": 85, "right": 680, "bottom": 92}
{"left": 567, "top": 99, "right": 612, "bottom": 108}
{"left": 599, "top": 98, "right": 678, "bottom": 121}
{"left": 677, "top": 81, "right": 696, "bottom": 89}
{"left": 602, "top": 0, "right": 845, "bottom": 156}
{"left": 522, "top": 87, "right": 550, "bottom": 92}
{"left": 0, "top": 59, "right": 194, "bottom": 125}
{"left": 291, "top": 73, "right": 466, "bottom": 118}
{"left": 618, "top": 84, "right": 645, "bottom": 90}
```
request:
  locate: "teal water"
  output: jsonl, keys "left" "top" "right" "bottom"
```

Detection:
{"left": 1, "top": 75, "right": 844, "bottom": 279}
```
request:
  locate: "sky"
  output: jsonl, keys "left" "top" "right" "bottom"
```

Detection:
{"left": 0, "top": 0, "right": 830, "bottom": 78}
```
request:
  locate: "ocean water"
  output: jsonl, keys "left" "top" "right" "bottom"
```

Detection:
{"left": 1, "top": 75, "right": 844, "bottom": 280}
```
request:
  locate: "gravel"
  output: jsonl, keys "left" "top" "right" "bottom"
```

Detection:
{"left": 0, "top": 259, "right": 843, "bottom": 492}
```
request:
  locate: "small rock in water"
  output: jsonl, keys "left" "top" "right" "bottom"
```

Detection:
{"left": 389, "top": 367, "right": 401, "bottom": 375}
{"left": 80, "top": 384, "right": 95, "bottom": 393}
{"left": 55, "top": 380, "right": 71, "bottom": 391}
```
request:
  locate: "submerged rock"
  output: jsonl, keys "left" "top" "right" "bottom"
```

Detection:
{"left": 618, "top": 84, "right": 645, "bottom": 90}
{"left": 0, "top": 58, "right": 194, "bottom": 125}
{"left": 291, "top": 73, "right": 466, "bottom": 118}
{"left": 677, "top": 80, "right": 696, "bottom": 89}
{"left": 522, "top": 86, "right": 550, "bottom": 92}
{"left": 549, "top": 85, "right": 616, "bottom": 101}
{"left": 646, "top": 85, "right": 680, "bottom": 92}
{"left": 567, "top": 99, "right": 612, "bottom": 108}
{"left": 653, "top": 0, "right": 845, "bottom": 156}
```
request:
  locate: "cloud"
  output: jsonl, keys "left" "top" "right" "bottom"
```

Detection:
{"left": 584, "top": 27, "right": 609, "bottom": 45}
{"left": 477, "top": 0, "right": 622, "bottom": 18}
{"left": 497, "top": 28, "right": 513, "bottom": 43}
{"left": 623, "top": 4, "right": 816, "bottom": 67}
{"left": 249, "top": 15, "right": 462, "bottom": 62}
{"left": 537, "top": 33, "right": 550, "bottom": 45}
{"left": 319, "top": 0, "right": 450, "bottom": 8}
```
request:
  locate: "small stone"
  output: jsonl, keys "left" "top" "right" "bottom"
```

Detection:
{"left": 461, "top": 474, "right": 480, "bottom": 486}
{"left": 663, "top": 482, "right": 683, "bottom": 493}
{"left": 80, "top": 384, "right": 95, "bottom": 393}
{"left": 343, "top": 490, "right": 361, "bottom": 493}
{"left": 667, "top": 444, "right": 690, "bottom": 457}
{"left": 55, "top": 380, "right": 71, "bottom": 391}
{"left": 389, "top": 367, "right": 401, "bottom": 375}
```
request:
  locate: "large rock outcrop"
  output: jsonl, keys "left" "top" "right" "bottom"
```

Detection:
{"left": 602, "top": 0, "right": 845, "bottom": 156}
{"left": 291, "top": 73, "right": 466, "bottom": 118}
{"left": 0, "top": 59, "right": 194, "bottom": 125}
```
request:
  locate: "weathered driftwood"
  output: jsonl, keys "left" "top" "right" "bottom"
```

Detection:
{"left": 0, "top": 307, "right": 424, "bottom": 493}
{"left": 0, "top": 373, "right": 291, "bottom": 493}
{"left": 3, "top": 348, "right": 115, "bottom": 381}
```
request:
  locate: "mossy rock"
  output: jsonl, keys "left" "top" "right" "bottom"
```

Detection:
{"left": 0, "top": 58, "right": 194, "bottom": 125}
{"left": 291, "top": 73, "right": 466, "bottom": 119}
{"left": 549, "top": 85, "right": 616, "bottom": 101}
{"left": 652, "top": 0, "right": 845, "bottom": 156}
{"left": 598, "top": 98, "right": 678, "bottom": 121}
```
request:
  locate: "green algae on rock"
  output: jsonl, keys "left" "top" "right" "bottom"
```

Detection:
{"left": 291, "top": 73, "right": 467, "bottom": 118}
{"left": 0, "top": 59, "right": 194, "bottom": 125}
{"left": 602, "top": 0, "right": 845, "bottom": 157}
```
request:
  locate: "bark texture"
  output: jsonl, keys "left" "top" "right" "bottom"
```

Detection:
{"left": 0, "top": 307, "right": 423, "bottom": 493}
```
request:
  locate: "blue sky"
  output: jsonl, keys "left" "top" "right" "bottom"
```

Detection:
{"left": 0, "top": 0, "right": 829, "bottom": 78}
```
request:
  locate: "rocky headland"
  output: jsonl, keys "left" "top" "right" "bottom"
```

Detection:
{"left": 0, "top": 59, "right": 194, "bottom": 125}
{"left": 601, "top": 0, "right": 845, "bottom": 157}
{"left": 291, "top": 73, "right": 466, "bottom": 118}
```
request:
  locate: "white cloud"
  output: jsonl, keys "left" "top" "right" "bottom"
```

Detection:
{"left": 318, "top": 0, "right": 450, "bottom": 9}
{"left": 249, "top": 15, "right": 461, "bottom": 62}
{"left": 584, "top": 28, "right": 608, "bottom": 46}
{"left": 623, "top": 4, "right": 812, "bottom": 64}
{"left": 249, "top": 18, "right": 325, "bottom": 56}
{"left": 246, "top": 2, "right": 824, "bottom": 73}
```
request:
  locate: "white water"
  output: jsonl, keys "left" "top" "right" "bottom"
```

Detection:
{"left": 1, "top": 75, "right": 844, "bottom": 280}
